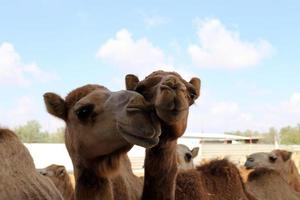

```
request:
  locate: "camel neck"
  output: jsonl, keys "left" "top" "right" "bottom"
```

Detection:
{"left": 64, "top": 177, "right": 75, "bottom": 200}
{"left": 74, "top": 165, "right": 114, "bottom": 200}
{"left": 142, "top": 137, "right": 178, "bottom": 200}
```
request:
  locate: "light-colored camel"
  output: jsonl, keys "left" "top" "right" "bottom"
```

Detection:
{"left": 44, "top": 84, "right": 161, "bottom": 200}
{"left": 245, "top": 149, "right": 300, "bottom": 192}
{"left": 176, "top": 144, "right": 199, "bottom": 170}
{"left": 0, "top": 128, "right": 63, "bottom": 199}
{"left": 245, "top": 167, "right": 300, "bottom": 200}
{"left": 126, "top": 71, "right": 255, "bottom": 200}
{"left": 38, "top": 164, "right": 74, "bottom": 200}
{"left": 126, "top": 70, "right": 200, "bottom": 200}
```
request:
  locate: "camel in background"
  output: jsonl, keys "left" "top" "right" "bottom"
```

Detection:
{"left": 38, "top": 164, "right": 74, "bottom": 200}
{"left": 176, "top": 144, "right": 199, "bottom": 170}
{"left": 245, "top": 167, "right": 300, "bottom": 200}
{"left": 44, "top": 84, "right": 161, "bottom": 200}
{"left": 0, "top": 128, "right": 62, "bottom": 199}
{"left": 245, "top": 149, "right": 300, "bottom": 191}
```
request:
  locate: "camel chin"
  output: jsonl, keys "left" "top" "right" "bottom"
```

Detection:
{"left": 155, "top": 108, "right": 188, "bottom": 125}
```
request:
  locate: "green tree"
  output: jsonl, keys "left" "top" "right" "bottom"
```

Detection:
{"left": 14, "top": 120, "right": 65, "bottom": 143}
{"left": 15, "top": 120, "right": 43, "bottom": 143}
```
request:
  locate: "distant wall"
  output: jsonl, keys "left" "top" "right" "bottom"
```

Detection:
{"left": 25, "top": 143, "right": 300, "bottom": 172}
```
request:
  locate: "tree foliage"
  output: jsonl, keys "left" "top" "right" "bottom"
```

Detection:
{"left": 14, "top": 120, "right": 64, "bottom": 143}
{"left": 230, "top": 124, "right": 300, "bottom": 144}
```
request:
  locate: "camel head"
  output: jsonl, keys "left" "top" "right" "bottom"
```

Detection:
{"left": 37, "top": 164, "right": 71, "bottom": 189}
{"left": 176, "top": 144, "right": 199, "bottom": 170}
{"left": 244, "top": 149, "right": 293, "bottom": 173}
{"left": 37, "top": 164, "right": 74, "bottom": 200}
{"left": 44, "top": 84, "right": 161, "bottom": 161}
{"left": 126, "top": 70, "right": 201, "bottom": 139}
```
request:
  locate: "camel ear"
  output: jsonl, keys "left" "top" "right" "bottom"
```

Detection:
{"left": 189, "top": 77, "right": 201, "bottom": 99}
{"left": 55, "top": 166, "right": 66, "bottom": 177}
{"left": 43, "top": 92, "right": 67, "bottom": 120}
{"left": 125, "top": 74, "right": 140, "bottom": 90}
{"left": 191, "top": 147, "right": 199, "bottom": 158}
{"left": 280, "top": 150, "right": 292, "bottom": 162}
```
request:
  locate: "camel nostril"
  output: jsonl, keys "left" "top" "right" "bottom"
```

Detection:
{"left": 163, "top": 78, "right": 178, "bottom": 89}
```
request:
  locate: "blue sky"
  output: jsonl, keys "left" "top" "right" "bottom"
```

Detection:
{"left": 0, "top": 0, "right": 300, "bottom": 133}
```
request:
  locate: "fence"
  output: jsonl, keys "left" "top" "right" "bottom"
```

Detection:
{"left": 25, "top": 143, "right": 300, "bottom": 173}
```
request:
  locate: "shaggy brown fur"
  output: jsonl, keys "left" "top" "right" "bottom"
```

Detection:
{"left": 0, "top": 128, "right": 62, "bottom": 199}
{"left": 246, "top": 167, "right": 300, "bottom": 200}
{"left": 38, "top": 164, "right": 74, "bottom": 200}
{"left": 176, "top": 159, "right": 257, "bottom": 200}
{"left": 44, "top": 84, "right": 161, "bottom": 200}
{"left": 126, "top": 70, "right": 201, "bottom": 200}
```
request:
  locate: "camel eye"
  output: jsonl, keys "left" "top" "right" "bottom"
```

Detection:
{"left": 189, "top": 88, "right": 197, "bottom": 100}
{"left": 269, "top": 155, "right": 277, "bottom": 162}
{"left": 190, "top": 92, "right": 196, "bottom": 99}
{"left": 76, "top": 104, "right": 94, "bottom": 121}
{"left": 185, "top": 153, "right": 192, "bottom": 162}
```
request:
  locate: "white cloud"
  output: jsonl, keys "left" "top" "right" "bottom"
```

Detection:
{"left": 0, "top": 95, "right": 64, "bottom": 132}
{"left": 0, "top": 96, "right": 37, "bottom": 128}
{"left": 96, "top": 29, "right": 173, "bottom": 76}
{"left": 211, "top": 102, "right": 240, "bottom": 116}
{"left": 187, "top": 95, "right": 254, "bottom": 134}
{"left": 0, "top": 42, "right": 57, "bottom": 86}
{"left": 144, "top": 16, "right": 169, "bottom": 28}
{"left": 186, "top": 91, "right": 300, "bottom": 134}
{"left": 188, "top": 18, "right": 273, "bottom": 69}
{"left": 281, "top": 93, "right": 300, "bottom": 114}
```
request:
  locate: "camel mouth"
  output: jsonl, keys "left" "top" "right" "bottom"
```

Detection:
{"left": 156, "top": 105, "right": 189, "bottom": 114}
{"left": 155, "top": 107, "right": 189, "bottom": 124}
{"left": 244, "top": 162, "right": 255, "bottom": 169}
{"left": 117, "top": 124, "right": 160, "bottom": 148}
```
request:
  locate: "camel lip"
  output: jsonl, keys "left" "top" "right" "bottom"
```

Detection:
{"left": 126, "top": 105, "right": 154, "bottom": 112}
{"left": 117, "top": 124, "right": 160, "bottom": 148}
{"left": 156, "top": 106, "right": 189, "bottom": 113}
{"left": 245, "top": 165, "right": 254, "bottom": 170}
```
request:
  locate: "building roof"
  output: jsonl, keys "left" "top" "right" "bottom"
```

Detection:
{"left": 182, "top": 133, "right": 260, "bottom": 141}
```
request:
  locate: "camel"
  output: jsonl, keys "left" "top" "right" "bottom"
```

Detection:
{"left": 245, "top": 167, "right": 300, "bottom": 200}
{"left": 126, "top": 70, "right": 201, "bottom": 200}
{"left": 0, "top": 128, "right": 63, "bottom": 199}
{"left": 126, "top": 70, "right": 255, "bottom": 200}
{"left": 245, "top": 149, "right": 300, "bottom": 192}
{"left": 43, "top": 84, "right": 161, "bottom": 200}
{"left": 38, "top": 157, "right": 143, "bottom": 200}
{"left": 176, "top": 144, "right": 199, "bottom": 170}
{"left": 176, "top": 159, "right": 257, "bottom": 200}
{"left": 38, "top": 164, "right": 74, "bottom": 200}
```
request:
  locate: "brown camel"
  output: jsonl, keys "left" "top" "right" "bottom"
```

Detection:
{"left": 126, "top": 71, "right": 255, "bottom": 200}
{"left": 126, "top": 70, "right": 200, "bottom": 199}
{"left": 245, "top": 149, "right": 300, "bottom": 192}
{"left": 44, "top": 84, "right": 161, "bottom": 200}
{"left": 176, "top": 159, "right": 257, "bottom": 200}
{"left": 0, "top": 128, "right": 63, "bottom": 199}
{"left": 245, "top": 167, "right": 300, "bottom": 200}
{"left": 176, "top": 144, "right": 199, "bottom": 170}
{"left": 38, "top": 164, "right": 74, "bottom": 200}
